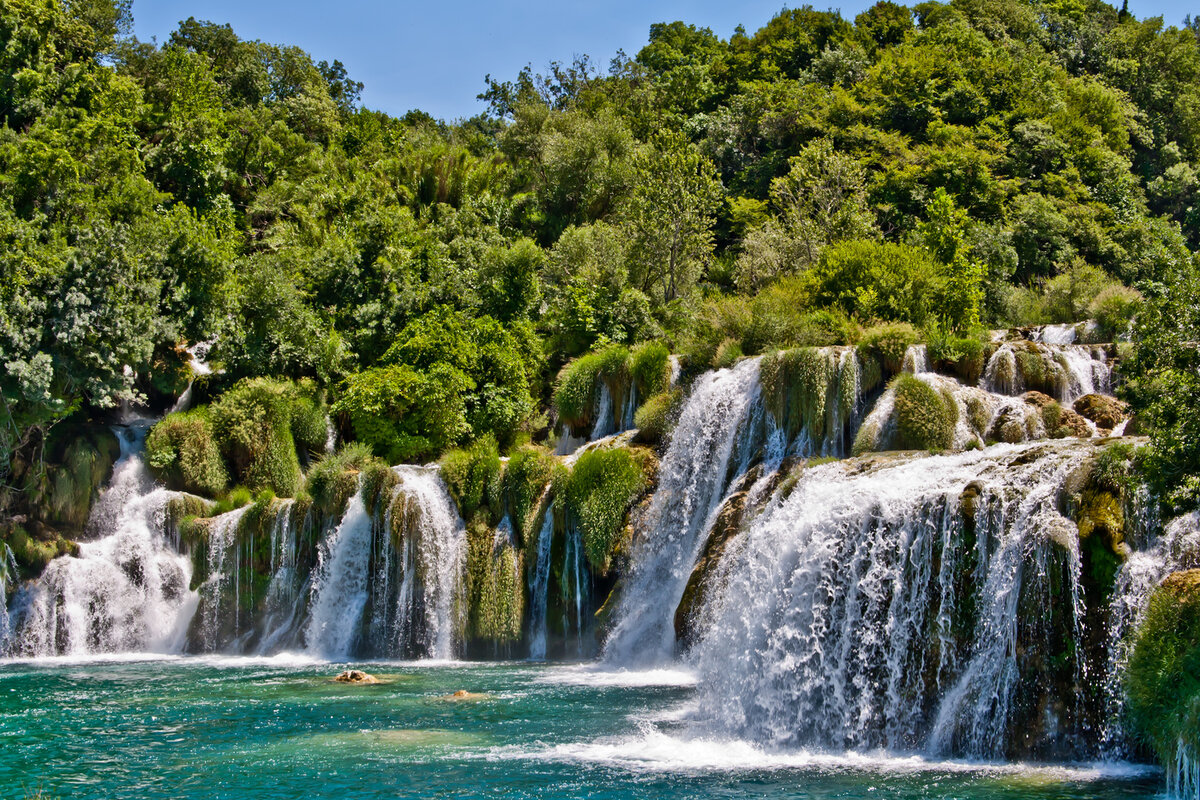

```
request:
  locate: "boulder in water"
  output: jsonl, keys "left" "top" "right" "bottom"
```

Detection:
{"left": 1072, "top": 394, "right": 1128, "bottom": 431}
{"left": 437, "top": 690, "right": 489, "bottom": 701}
{"left": 334, "top": 669, "right": 379, "bottom": 684}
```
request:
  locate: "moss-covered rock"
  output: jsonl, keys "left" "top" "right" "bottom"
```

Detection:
{"left": 440, "top": 435, "right": 503, "bottom": 523}
{"left": 553, "top": 344, "right": 632, "bottom": 435}
{"left": 0, "top": 522, "right": 77, "bottom": 578}
{"left": 1073, "top": 393, "right": 1129, "bottom": 432}
{"left": 632, "top": 388, "right": 682, "bottom": 446}
{"left": 464, "top": 517, "right": 525, "bottom": 646}
{"left": 892, "top": 374, "right": 958, "bottom": 451}
{"left": 1125, "top": 569, "right": 1200, "bottom": 784}
{"left": 564, "top": 446, "right": 653, "bottom": 574}
{"left": 210, "top": 378, "right": 329, "bottom": 497}
{"left": 146, "top": 408, "right": 229, "bottom": 496}
{"left": 304, "top": 442, "right": 381, "bottom": 519}
{"left": 503, "top": 445, "right": 555, "bottom": 546}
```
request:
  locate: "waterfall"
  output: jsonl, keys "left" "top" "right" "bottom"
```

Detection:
{"left": 901, "top": 344, "right": 928, "bottom": 374}
{"left": 527, "top": 502, "right": 555, "bottom": 661}
{"left": 0, "top": 544, "right": 16, "bottom": 651}
{"left": 304, "top": 489, "right": 373, "bottom": 659}
{"left": 195, "top": 506, "right": 250, "bottom": 652}
{"left": 590, "top": 383, "right": 614, "bottom": 441}
{"left": 389, "top": 466, "right": 467, "bottom": 659}
{"left": 8, "top": 425, "right": 196, "bottom": 656}
{"left": 981, "top": 342, "right": 1112, "bottom": 404}
{"left": 603, "top": 357, "right": 764, "bottom": 665}
{"left": 687, "top": 440, "right": 1133, "bottom": 760}
{"left": 255, "top": 500, "right": 305, "bottom": 653}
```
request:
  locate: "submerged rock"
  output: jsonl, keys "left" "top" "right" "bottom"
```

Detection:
{"left": 437, "top": 690, "right": 489, "bottom": 701}
{"left": 334, "top": 669, "right": 379, "bottom": 684}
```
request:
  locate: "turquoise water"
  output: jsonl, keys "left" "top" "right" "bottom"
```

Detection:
{"left": 0, "top": 657, "right": 1162, "bottom": 799}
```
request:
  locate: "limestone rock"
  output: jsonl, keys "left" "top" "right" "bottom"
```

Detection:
{"left": 1073, "top": 394, "right": 1129, "bottom": 432}
{"left": 334, "top": 669, "right": 379, "bottom": 684}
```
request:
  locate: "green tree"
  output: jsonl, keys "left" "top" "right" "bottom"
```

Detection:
{"left": 622, "top": 137, "right": 722, "bottom": 303}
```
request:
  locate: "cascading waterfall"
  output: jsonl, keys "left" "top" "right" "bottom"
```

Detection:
{"left": 684, "top": 440, "right": 1146, "bottom": 760}
{"left": 0, "top": 544, "right": 16, "bottom": 651}
{"left": 255, "top": 500, "right": 305, "bottom": 654}
{"left": 603, "top": 358, "right": 765, "bottom": 665}
{"left": 527, "top": 502, "right": 555, "bottom": 661}
{"left": 590, "top": 383, "right": 615, "bottom": 441}
{"left": 8, "top": 425, "right": 196, "bottom": 656}
{"left": 304, "top": 489, "right": 374, "bottom": 659}
{"left": 195, "top": 506, "right": 250, "bottom": 652}
{"left": 388, "top": 466, "right": 468, "bottom": 659}
{"left": 981, "top": 342, "right": 1111, "bottom": 403}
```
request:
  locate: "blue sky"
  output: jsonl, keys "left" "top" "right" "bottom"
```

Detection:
{"left": 131, "top": 0, "right": 1198, "bottom": 121}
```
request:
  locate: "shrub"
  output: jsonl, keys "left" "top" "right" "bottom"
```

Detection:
{"left": 146, "top": 407, "right": 229, "bottom": 496}
{"left": 565, "top": 447, "right": 647, "bottom": 574}
{"left": 630, "top": 341, "right": 671, "bottom": 398}
{"left": 440, "top": 435, "right": 503, "bottom": 522}
{"left": 335, "top": 363, "right": 472, "bottom": 465}
{"left": 634, "top": 389, "right": 683, "bottom": 445}
{"left": 925, "top": 325, "right": 988, "bottom": 383}
{"left": 210, "top": 378, "right": 322, "bottom": 497}
{"left": 857, "top": 322, "right": 921, "bottom": 375}
{"left": 553, "top": 344, "right": 631, "bottom": 432}
{"left": 806, "top": 239, "right": 944, "bottom": 327}
{"left": 891, "top": 374, "right": 958, "bottom": 451}
{"left": 503, "top": 446, "right": 555, "bottom": 545}
{"left": 1088, "top": 285, "right": 1142, "bottom": 341}
{"left": 304, "top": 442, "right": 380, "bottom": 519}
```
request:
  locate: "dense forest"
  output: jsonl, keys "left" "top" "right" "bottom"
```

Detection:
{"left": 2, "top": 0, "right": 1200, "bottom": 550}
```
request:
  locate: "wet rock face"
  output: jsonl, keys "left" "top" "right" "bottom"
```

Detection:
{"left": 1073, "top": 394, "right": 1129, "bottom": 431}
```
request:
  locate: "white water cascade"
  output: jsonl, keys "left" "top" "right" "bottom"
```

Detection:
{"left": 304, "top": 489, "right": 374, "bottom": 659}
{"left": 387, "top": 466, "right": 468, "bottom": 659}
{"left": 684, "top": 440, "right": 1143, "bottom": 759}
{"left": 603, "top": 358, "right": 765, "bottom": 665}
{"left": 527, "top": 502, "right": 555, "bottom": 661}
{"left": 7, "top": 425, "right": 197, "bottom": 656}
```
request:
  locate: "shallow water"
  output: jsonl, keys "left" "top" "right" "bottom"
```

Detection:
{"left": 0, "top": 658, "right": 1161, "bottom": 799}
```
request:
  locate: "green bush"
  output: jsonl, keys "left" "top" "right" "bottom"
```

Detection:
{"left": 857, "top": 322, "right": 921, "bottom": 375}
{"left": 564, "top": 447, "right": 647, "bottom": 574}
{"left": 1088, "top": 285, "right": 1142, "bottom": 341}
{"left": 503, "top": 446, "right": 555, "bottom": 545}
{"left": 304, "top": 442, "right": 380, "bottom": 519}
{"left": 806, "top": 240, "right": 944, "bottom": 327}
{"left": 760, "top": 348, "right": 843, "bottom": 441}
{"left": 630, "top": 341, "right": 671, "bottom": 399}
{"left": 440, "top": 435, "right": 503, "bottom": 522}
{"left": 382, "top": 307, "right": 537, "bottom": 448}
{"left": 1124, "top": 571, "right": 1200, "bottom": 778}
{"left": 891, "top": 373, "right": 958, "bottom": 451}
{"left": 925, "top": 325, "right": 988, "bottom": 383}
{"left": 335, "top": 363, "right": 472, "bottom": 465}
{"left": 634, "top": 389, "right": 682, "bottom": 445}
{"left": 210, "top": 378, "right": 320, "bottom": 497}
{"left": 553, "top": 344, "right": 631, "bottom": 432}
{"left": 146, "top": 407, "right": 229, "bottom": 496}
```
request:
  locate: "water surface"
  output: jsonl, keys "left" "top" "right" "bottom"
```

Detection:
{"left": 0, "top": 657, "right": 1161, "bottom": 799}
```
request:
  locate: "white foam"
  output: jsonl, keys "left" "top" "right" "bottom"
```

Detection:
{"left": 535, "top": 664, "right": 699, "bottom": 687}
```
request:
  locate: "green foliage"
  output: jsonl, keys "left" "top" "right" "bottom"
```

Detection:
{"left": 857, "top": 322, "right": 921, "bottom": 375}
{"left": 440, "top": 435, "right": 502, "bottom": 522}
{"left": 381, "top": 307, "right": 537, "bottom": 449}
{"left": 1124, "top": 572, "right": 1200, "bottom": 773}
{"left": 335, "top": 363, "right": 471, "bottom": 465}
{"left": 807, "top": 240, "right": 945, "bottom": 327}
{"left": 145, "top": 407, "right": 229, "bottom": 496}
{"left": 634, "top": 389, "right": 682, "bottom": 445}
{"left": 891, "top": 373, "right": 958, "bottom": 451}
{"left": 210, "top": 378, "right": 325, "bottom": 497}
{"left": 1089, "top": 285, "right": 1143, "bottom": 340}
{"left": 303, "top": 442, "right": 379, "bottom": 519}
{"left": 564, "top": 447, "right": 646, "bottom": 573}
{"left": 630, "top": 341, "right": 671, "bottom": 399}
{"left": 924, "top": 325, "right": 988, "bottom": 383}
{"left": 552, "top": 344, "right": 631, "bottom": 432}
{"left": 502, "top": 445, "right": 554, "bottom": 544}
